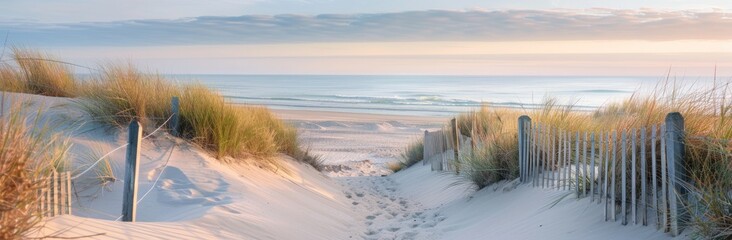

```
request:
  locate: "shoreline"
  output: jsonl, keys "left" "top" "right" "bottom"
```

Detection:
{"left": 271, "top": 108, "right": 450, "bottom": 124}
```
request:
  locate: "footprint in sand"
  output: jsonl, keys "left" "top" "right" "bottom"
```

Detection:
{"left": 366, "top": 215, "right": 376, "bottom": 220}
{"left": 387, "top": 227, "right": 401, "bottom": 232}
{"left": 352, "top": 201, "right": 359, "bottom": 205}
{"left": 421, "top": 222, "right": 437, "bottom": 228}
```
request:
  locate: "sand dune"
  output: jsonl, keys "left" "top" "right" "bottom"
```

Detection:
{"left": 0, "top": 93, "right": 682, "bottom": 239}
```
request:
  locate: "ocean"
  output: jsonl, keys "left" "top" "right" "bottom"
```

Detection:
{"left": 168, "top": 75, "right": 704, "bottom": 116}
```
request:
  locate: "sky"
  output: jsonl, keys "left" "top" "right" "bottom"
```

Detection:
{"left": 1, "top": 0, "right": 732, "bottom": 76}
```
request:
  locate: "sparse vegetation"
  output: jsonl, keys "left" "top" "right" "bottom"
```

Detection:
{"left": 0, "top": 48, "right": 78, "bottom": 97}
{"left": 0, "top": 48, "right": 320, "bottom": 170}
{"left": 0, "top": 95, "right": 69, "bottom": 239}
{"left": 398, "top": 139, "right": 424, "bottom": 170}
{"left": 442, "top": 79, "right": 732, "bottom": 238}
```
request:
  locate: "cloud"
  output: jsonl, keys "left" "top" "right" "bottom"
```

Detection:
{"left": 2, "top": 9, "right": 732, "bottom": 46}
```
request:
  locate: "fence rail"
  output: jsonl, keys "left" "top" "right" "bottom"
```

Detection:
{"left": 517, "top": 112, "right": 687, "bottom": 236}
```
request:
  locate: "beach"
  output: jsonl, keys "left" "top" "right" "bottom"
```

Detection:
{"left": 9, "top": 91, "right": 679, "bottom": 239}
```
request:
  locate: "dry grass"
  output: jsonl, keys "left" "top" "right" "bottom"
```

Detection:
{"left": 0, "top": 48, "right": 321, "bottom": 170}
{"left": 76, "top": 63, "right": 178, "bottom": 129}
{"left": 399, "top": 139, "right": 424, "bottom": 169}
{"left": 457, "top": 106, "right": 522, "bottom": 188}
{"left": 0, "top": 95, "right": 69, "bottom": 239}
{"left": 447, "top": 78, "right": 732, "bottom": 238}
{"left": 77, "top": 64, "right": 317, "bottom": 169}
{"left": 7, "top": 48, "right": 77, "bottom": 97}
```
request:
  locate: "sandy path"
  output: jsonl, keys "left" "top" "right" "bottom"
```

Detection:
{"left": 338, "top": 176, "right": 445, "bottom": 240}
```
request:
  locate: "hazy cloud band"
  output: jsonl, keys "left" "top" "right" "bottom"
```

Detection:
{"left": 2, "top": 9, "right": 732, "bottom": 46}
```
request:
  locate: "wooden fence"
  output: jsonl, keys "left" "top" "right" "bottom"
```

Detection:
{"left": 39, "top": 171, "right": 72, "bottom": 217}
{"left": 517, "top": 113, "right": 688, "bottom": 236}
{"left": 423, "top": 118, "right": 472, "bottom": 173}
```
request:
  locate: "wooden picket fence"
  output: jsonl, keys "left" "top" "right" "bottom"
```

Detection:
{"left": 39, "top": 171, "right": 73, "bottom": 217}
{"left": 423, "top": 118, "right": 472, "bottom": 173}
{"left": 517, "top": 113, "right": 688, "bottom": 236}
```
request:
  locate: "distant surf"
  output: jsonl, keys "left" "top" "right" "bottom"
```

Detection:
{"left": 166, "top": 74, "right": 700, "bottom": 116}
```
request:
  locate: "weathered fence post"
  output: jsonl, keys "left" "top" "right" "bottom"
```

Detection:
{"left": 171, "top": 96, "right": 180, "bottom": 137}
{"left": 575, "top": 131, "right": 580, "bottom": 197}
{"left": 661, "top": 124, "right": 668, "bottom": 231}
{"left": 423, "top": 130, "right": 429, "bottom": 166}
{"left": 451, "top": 118, "right": 460, "bottom": 174}
{"left": 622, "top": 130, "right": 628, "bottom": 225}
{"left": 122, "top": 121, "right": 142, "bottom": 222}
{"left": 652, "top": 125, "right": 659, "bottom": 229}
{"left": 665, "top": 112, "right": 686, "bottom": 236}
{"left": 518, "top": 116, "right": 531, "bottom": 183}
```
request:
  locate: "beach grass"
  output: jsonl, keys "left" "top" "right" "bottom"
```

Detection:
{"left": 0, "top": 48, "right": 321, "bottom": 170}
{"left": 0, "top": 94, "right": 70, "bottom": 239}
{"left": 0, "top": 48, "right": 78, "bottom": 97}
{"left": 399, "top": 138, "right": 424, "bottom": 170}
{"left": 436, "top": 78, "right": 732, "bottom": 238}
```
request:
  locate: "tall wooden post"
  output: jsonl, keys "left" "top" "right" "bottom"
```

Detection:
{"left": 665, "top": 112, "right": 686, "bottom": 236}
{"left": 518, "top": 116, "right": 530, "bottom": 183}
{"left": 122, "top": 121, "right": 142, "bottom": 222}
{"left": 451, "top": 118, "right": 460, "bottom": 174}
{"left": 171, "top": 96, "right": 180, "bottom": 137}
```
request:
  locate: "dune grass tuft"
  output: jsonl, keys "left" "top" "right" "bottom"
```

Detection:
{"left": 9, "top": 48, "right": 77, "bottom": 97}
{"left": 457, "top": 106, "right": 521, "bottom": 188}
{"left": 0, "top": 95, "right": 70, "bottom": 239}
{"left": 76, "top": 63, "right": 318, "bottom": 169}
{"left": 399, "top": 138, "right": 424, "bottom": 169}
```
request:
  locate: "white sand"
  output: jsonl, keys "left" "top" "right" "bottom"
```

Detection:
{"left": 2, "top": 92, "right": 686, "bottom": 239}
{"left": 274, "top": 109, "right": 446, "bottom": 176}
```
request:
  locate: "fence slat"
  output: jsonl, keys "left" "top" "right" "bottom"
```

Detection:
{"left": 45, "top": 176, "right": 51, "bottom": 217}
{"left": 611, "top": 131, "right": 617, "bottom": 222}
{"left": 652, "top": 124, "right": 659, "bottom": 229}
{"left": 568, "top": 130, "right": 572, "bottom": 189}
{"left": 641, "top": 126, "right": 647, "bottom": 226}
{"left": 52, "top": 170, "right": 58, "bottom": 217}
{"left": 66, "top": 172, "right": 72, "bottom": 215}
{"left": 590, "top": 132, "right": 596, "bottom": 202}
{"left": 552, "top": 127, "right": 557, "bottom": 188}
{"left": 582, "top": 132, "right": 588, "bottom": 198}
{"left": 537, "top": 124, "right": 542, "bottom": 187}
{"left": 660, "top": 124, "right": 668, "bottom": 231}
{"left": 622, "top": 130, "right": 628, "bottom": 225}
{"left": 533, "top": 125, "right": 538, "bottom": 186}
{"left": 451, "top": 118, "right": 460, "bottom": 174}
{"left": 542, "top": 125, "right": 547, "bottom": 188}
{"left": 575, "top": 131, "right": 580, "bottom": 197}
{"left": 604, "top": 132, "right": 611, "bottom": 220}
{"left": 60, "top": 171, "right": 67, "bottom": 215}
{"left": 666, "top": 113, "right": 686, "bottom": 236}
{"left": 559, "top": 130, "right": 564, "bottom": 190}
{"left": 598, "top": 132, "right": 605, "bottom": 203}
{"left": 632, "top": 129, "right": 638, "bottom": 225}
{"left": 424, "top": 130, "right": 429, "bottom": 166}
